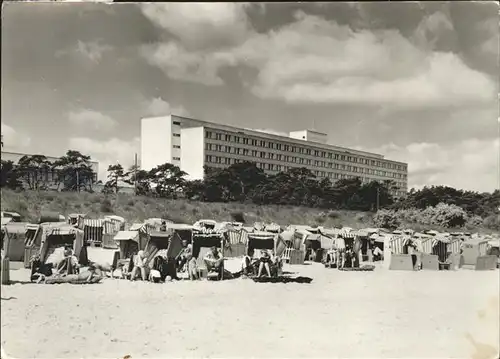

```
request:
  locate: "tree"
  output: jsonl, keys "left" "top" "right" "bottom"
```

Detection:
{"left": 124, "top": 164, "right": 151, "bottom": 196}
{"left": 0, "top": 160, "right": 22, "bottom": 189}
{"left": 52, "top": 150, "right": 95, "bottom": 191}
{"left": 149, "top": 163, "right": 187, "bottom": 198}
{"left": 16, "top": 155, "right": 52, "bottom": 190}
{"left": 105, "top": 164, "right": 125, "bottom": 194}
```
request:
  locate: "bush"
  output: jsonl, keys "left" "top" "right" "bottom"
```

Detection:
{"left": 327, "top": 210, "right": 340, "bottom": 219}
{"left": 483, "top": 214, "right": 500, "bottom": 230}
{"left": 424, "top": 203, "right": 467, "bottom": 228}
{"left": 373, "top": 209, "right": 401, "bottom": 230}
{"left": 100, "top": 198, "right": 113, "bottom": 213}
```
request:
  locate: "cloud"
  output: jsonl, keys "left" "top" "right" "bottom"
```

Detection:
{"left": 246, "top": 128, "right": 289, "bottom": 137}
{"left": 238, "top": 12, "right": 496, "bottom": 107}
{"left": 140, "top": 42, "right": 237, "bottom": 86}
{"left": 139, "top": 3, "right": 251, "bottom": 50}
{"left": 56, "top": 40, "right": 112, "bottom": 63}
{"left": 361, "top": 139, "right": 499, "bottom": 193}
{"left": 142, "top": 98, "right": 189, "bottom": 117}
{"left": 140, "top": 7, "right": 497, "bottom": 109}
{"left": 1, "top": 123, "right": 31, "bottom": 150}
{"left": 68, "top": 137, "right": 140, "bottom": 182}
{"left": 68, "top": 109, "right": 117, "bottom": 131}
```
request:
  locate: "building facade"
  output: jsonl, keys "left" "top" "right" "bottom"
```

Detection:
{"left": 141, "top": 115, "right": 408, "bottom": 197}
{"left": 1, "top": 151, "right": 99, "bottom": 189}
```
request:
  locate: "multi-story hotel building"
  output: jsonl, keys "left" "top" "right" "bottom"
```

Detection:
{"left": 141, "top": 115, "right": 408, "bottom": 197}
{"left": 1, "top": 150, "right": 99, "bottom": 189}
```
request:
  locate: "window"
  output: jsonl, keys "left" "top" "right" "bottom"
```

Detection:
{"left": 173, "top": 157, "right": 180, "bottom": 161}
{"left": 341, "top": 155, "right": 345, "bottom": 161}
{"left": 243, "top": 149, "right": 249, "bottom": 156}
{"left": 260, "top": 151, "right": 265, "bottom": 158}
{"left": 334, "top": 154, "right": 339, "bottom": 160}
{"left": 173, "top": 133, "right": 181, "bottom": 137}
{"left": 276, "top": 143, "right": 282, "bottom": 150}
{"left": 215, "top": 133, "right": 222, "bottom": 140}
{"left": 314, "top": 150, "right": 319, "bottom": 157}
{"left": 173, "top": 145, "right": 180, "bottom": 149}
{"left": 224, "top": 158, "right": 231, "bottom": 165}
{"left": 306, "top": 148, "right": 311, "bottom": 155}
{"left": 206, "top": 155, "right": 212, "bottom": 162}
{"left": 235, "top": 136, "right": 240, "bottom": 143}
{"left": 205, "top": 131, "right": 212, "bottom": 139}
{"left": 243, "top": 138, "right": 249, "bottom": 145}
{"left": 173, "top": 121, "right": 181, "bottom": 125}
{"left": 225, "top": 134, "right": 231, "bottom": 141}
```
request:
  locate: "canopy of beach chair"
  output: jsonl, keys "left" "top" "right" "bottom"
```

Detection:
{"left": 247, "top": 231, "right": 276, "bottom": 251}
{"left": 114, "top": 230, "right": 140, "bottom": 243}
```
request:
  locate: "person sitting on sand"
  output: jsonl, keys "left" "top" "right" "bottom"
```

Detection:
{"left": 372, "top": 246, "right": 383, "bottom": 261}
{"left": 56, "top": 247, "right": 79, "bottom": 275}
{"left": 130, "top": 250, "right": 147, "bottom": 281}
{"left": 242, "top": 248, "right": 256, "bottom": 276}
{"left": 257, "top": 250, "right": 272, "bottom": 277}
{"left": 203, "top": 247, "right": 223, "bottom": 275}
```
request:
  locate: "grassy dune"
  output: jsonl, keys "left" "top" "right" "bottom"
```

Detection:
{"left": 1, "top": 189, "right": 375, "bottom": 228}
{"left": 1, "top": 189, "right": 496, "bottom": 234}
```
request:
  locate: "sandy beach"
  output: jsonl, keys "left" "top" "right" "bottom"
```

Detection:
{"left": 1, "top": 248, "right": 499, "bottom": 359}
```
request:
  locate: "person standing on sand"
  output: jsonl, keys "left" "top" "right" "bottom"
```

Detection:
{"left": 130, "top": 250, "right": 147, "bottom": 281}
{"left": 176, "top": 240, "right": 191, "bottom": 271}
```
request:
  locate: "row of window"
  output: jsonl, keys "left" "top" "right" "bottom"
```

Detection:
{"left": 204, "top": 130, "right": 406, "bottom": 171}
{"left": 205, "top": 147, "right": 406, "bottom": 179}
{"left": 204, "top": 156, "right": 406, "bottom": 188}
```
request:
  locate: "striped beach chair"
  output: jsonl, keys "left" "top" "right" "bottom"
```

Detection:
{"left": 83, "top": 219, "right": 115, "bottom": 246}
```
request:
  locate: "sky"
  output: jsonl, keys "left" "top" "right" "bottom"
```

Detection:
{"left": 1, "top": 2, "right": 499, "bottom": 192}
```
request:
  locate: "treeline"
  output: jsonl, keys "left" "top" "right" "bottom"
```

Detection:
{"left": 1, "top": 151, "right": 499, "bottom": 229}
{"left": 1, "top": 150, "right": 96, "bottom": 192}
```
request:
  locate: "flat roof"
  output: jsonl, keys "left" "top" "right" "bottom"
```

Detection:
{"left": 141, "top": 114, "right": 407, "bottom": 165}
{"left": 171, "top": 115, "right": 390, "bottom": 160}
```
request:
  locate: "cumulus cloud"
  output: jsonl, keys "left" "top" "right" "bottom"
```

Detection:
{"left": 1, "top": 123, "right": 31, "bottom": 150}
{"left": 56, "top": 40, "right": 112, "bottom": 63}
{"left": 68, "top": 137, "right": 140, "bottom": 182}
{"left": 362, "top": 139, "right": 499, "bottom": 193}
{"left": 239, "top": 13, "right": 495, "bottom": 107}
{"left": 142, "top": 97, "right": 189, "bottom": 117}
{"left": 140, "top": 6, "right": 497, "bottom": 109}
{"left": 246, "top": 128, "right": 289, "bottom": 137}
{"left": 140, "top": 3, "right": 251, "bottom": 50}
{"left": 68, "top": 109, "right": 117, "bottom": 131}
{"left": 141, "top": 42, "right": 237, "bottom": 86}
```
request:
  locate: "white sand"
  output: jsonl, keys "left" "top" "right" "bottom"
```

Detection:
{"left": 1, "top": 248, "right": 499, "bottom": 359}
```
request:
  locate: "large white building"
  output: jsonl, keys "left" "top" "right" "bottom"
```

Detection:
{"left": 141, "top": 115, "right": 408, "bottom": 197}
